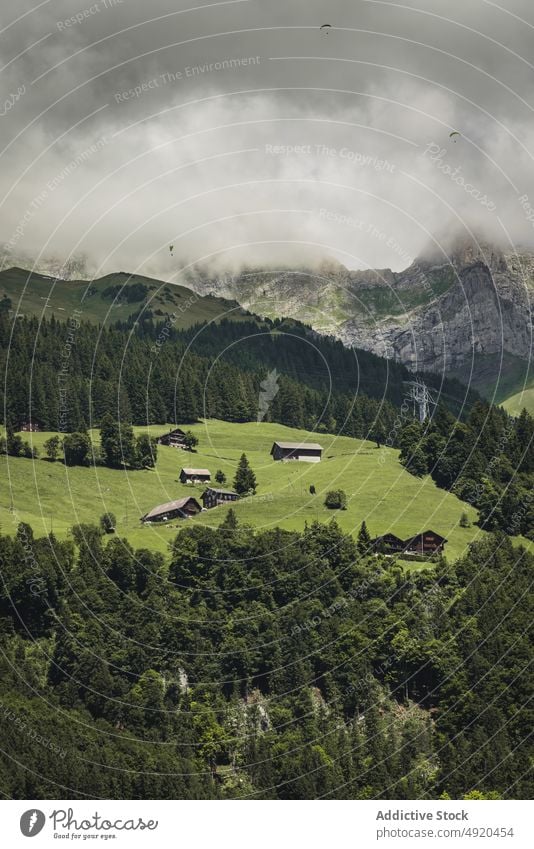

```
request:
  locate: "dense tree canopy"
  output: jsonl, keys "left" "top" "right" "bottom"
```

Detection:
{"left": 0, "top": 313, "right": 472, "bottom": 442}
{"left": 0, "top": 519, "right": 531, "bottom": 799}
{"left": 399, "top": 401, "right": 534, "bottom": 538}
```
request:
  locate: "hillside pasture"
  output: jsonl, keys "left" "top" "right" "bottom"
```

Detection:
{"left": 0, "top": 420, "right": 509, "bottom": 563}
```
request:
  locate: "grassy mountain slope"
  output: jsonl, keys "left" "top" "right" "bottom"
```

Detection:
{"left": 1, "top": 419, "right": 517, "bottom": 562}
{"left": 502, "top": 382, "right": 534, "bottom": 415}
{"left": 0, "top": 267, "right": 249, "bottom": 327}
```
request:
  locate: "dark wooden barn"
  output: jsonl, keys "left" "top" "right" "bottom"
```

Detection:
{"left": 201, "top": 487, "right": 240, "bottom": 509}
{"left": 179, "top": 468, "right": 211, "bottom": 484}
{"left": 157, "top": 427, "right": 186, "bottom": 448}
{"left": 140, "top": 497, "right": 201, "bottom": 523}
{"left": 270, "top": 441, "right": 323, "bottom": 463}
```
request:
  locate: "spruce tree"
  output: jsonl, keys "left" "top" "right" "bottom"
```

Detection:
{"left": 220, "top": 508, "right": 238, "bottom": 530}
{"left": 233, "top": 453, "right": 256, "bottom": 495}
{"left": 357, "top": 520, "right": 372, "bottom": 554}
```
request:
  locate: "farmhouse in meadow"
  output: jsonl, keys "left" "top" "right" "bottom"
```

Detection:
{"left": 201, "top": 487, "right": 240, "bottom": 509}
{"left": 180, "top": 467, "right": 211, "bottom": 484}
{"left": 157, "top": 427, "right": 187, "bottom": 448}
{"left": 371, "top": 533, "right": 408, "bottom": 555}
{"left": 404, "top": 530, "right": 447, "bottom": 556}
{"left": 17, "top": 420, "right": 43, "bottom": 432}
{"left": 371, "top": 529, "right": 447, "bottom": 557}
{"left": 270, "top": 441, "right": 323, "bottom": 463}
{"left": 140, "top": 497, "right": 201, "bottom": 523}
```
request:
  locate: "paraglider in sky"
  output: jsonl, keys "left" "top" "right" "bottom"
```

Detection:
{"left": 320, "top": 24, "right": 332, "bottom": 34}
{"left": 449, "top": 131, "right": 460, "bottom": 142}
{"left": 169, "top": 245, "right": 174, "bottom": 254}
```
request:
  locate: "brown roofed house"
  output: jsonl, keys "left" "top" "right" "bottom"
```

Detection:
{"left": 403, "top": 530, "right": 447, "bottom": 556}
{"left": 140, "top": 497, "right": 201, "bottom": 523}
{"left": 371, "top": 533, "right": 407, "bottom": 555}
{"left": 180, "top": 468, "right": 211, "bottom": 484}
{"left": 17, "top": 420, "right": 43, "bottom": 432}
{"left": 270, "top": 441, "right": 323, "bottom": 463}
{"left": 157, "top": 427, "right": 186, "bottom": 448}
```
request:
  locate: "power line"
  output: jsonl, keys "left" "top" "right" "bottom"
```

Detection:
{"left": 403, "top": 379, "right": 438, "bottom": 423}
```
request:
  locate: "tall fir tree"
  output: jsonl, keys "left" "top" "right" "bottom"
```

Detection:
{"left": 233, "top": 453, "right": 257, "bottom": 495}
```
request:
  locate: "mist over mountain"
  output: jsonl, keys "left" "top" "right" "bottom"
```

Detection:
{"left": 183, "top": 233, "right": 534, "bottom": 398}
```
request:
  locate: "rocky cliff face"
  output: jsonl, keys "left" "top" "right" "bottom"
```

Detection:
{"left": 185, "top": 239, "right": 534, "bottom": 387}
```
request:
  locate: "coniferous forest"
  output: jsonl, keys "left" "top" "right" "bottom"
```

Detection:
{"left": 0, "top": 308, "right": 472, "bottom": 435}
{"left": 0, "top": 307, "right": 532, "bottom": 801}
{"left": 0, "top": 518, "right": 531, "bottom": 799}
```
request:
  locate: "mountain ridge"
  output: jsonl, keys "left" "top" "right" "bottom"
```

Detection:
{"left": 2, "top": 235, "right": 533, "bottom": 405}
{"left": 183, "top": 236, "right": 534, "bottom": 400}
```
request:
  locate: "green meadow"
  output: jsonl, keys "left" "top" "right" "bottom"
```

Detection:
{"left": 501, "top": 382, "right": 534, "bottom": 416}
{"left": 2, "top": 419, "right": 524, "bottom": 565}
{"left": 0, "top": 267, "right": 249, "bottom": 327}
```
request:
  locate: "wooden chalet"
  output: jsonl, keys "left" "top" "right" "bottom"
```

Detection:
{"left": 371, "top": 533, "right": 407, "bottom": 555}
{"left": 404, "top": 530, "right": 447, "bottom": 556}
{"left": 371, "top": 529, "right": 447, "bottom": 557}
{"left": 270, "top": 441, "right": 323, "bottom": 463}
{"left": 17, "top": 420, "right": 43, "bottom": 432}
{"left": 140, "top": 497, "right": 201, "bottom": 523}
{"left": 180, "top": 467, "right": 211, "bottom": 484}
{"left": 157, "top": 427, "right": 186, "bottom": 448}
{"left": 201, "top": 487, "right": 240, "bottom": 509}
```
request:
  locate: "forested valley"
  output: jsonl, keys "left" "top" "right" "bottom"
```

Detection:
{"left": 0, "top": 517, "right": 531, "bottom": 799}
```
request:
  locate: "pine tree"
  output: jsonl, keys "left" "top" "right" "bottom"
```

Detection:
{"left": 233, "top": 453, "right": 256, "bottom": 495}
{"left": 220, "top": 508, "right": 238, "bottom": 530}
{"left": 357, "top": 520, "right": 372, "bottom": 554}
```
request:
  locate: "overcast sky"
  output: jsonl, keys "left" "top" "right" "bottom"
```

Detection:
{"left": 2, "top": 0, "right": 534, "bottom": 277}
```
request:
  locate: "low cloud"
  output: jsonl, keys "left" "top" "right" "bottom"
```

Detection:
{"left": 2, "top": 0, "right": 534, "bottom": 279}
